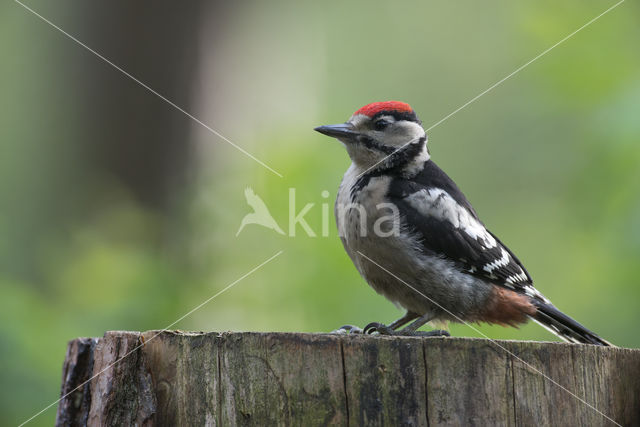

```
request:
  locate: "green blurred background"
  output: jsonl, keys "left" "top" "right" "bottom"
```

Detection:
{"left": 1, "top": 0, "right": 639, "bottom": 424}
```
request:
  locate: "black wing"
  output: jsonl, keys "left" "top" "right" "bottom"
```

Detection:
{"left": 388, "top": 160, "right": 533, "bottom": 291}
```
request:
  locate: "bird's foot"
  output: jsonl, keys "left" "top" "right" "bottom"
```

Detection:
{"left": 363, "top": 322, "right": 396, "bottom": 335}
{"left": 331, "top": 324, "right": 364, "bottom": 334}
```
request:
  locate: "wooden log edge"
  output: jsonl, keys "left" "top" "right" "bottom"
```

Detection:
{"left": 55, "top": 331, "right": 640, "bottom": 426}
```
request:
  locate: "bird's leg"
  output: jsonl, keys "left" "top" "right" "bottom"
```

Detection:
{"left": 332, "top": 311, "right": 419, "bottom": 335}
{"left": 366, "top": 313, "right": 450, "bottom": 337}
{"left": 331, "top": 324, "right": 364, "bottom": 334}
{"left": 363, "top": 311, "right": 420, "bottom": 335}
{"left": 397, "top": 314, "right": 450, "bottom": 337}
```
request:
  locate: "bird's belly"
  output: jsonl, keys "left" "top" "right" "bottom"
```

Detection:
{"left": 336, "top": 180, "right": 492, "bottom": 319}
{"left": 336, "top": 182, "right": 433, "bottom": 312}
{"left": 355, "top": 233, "right": 492, "bottom": 319}
{"left": 345, "top": 226, "right": 438, "bottom": 313}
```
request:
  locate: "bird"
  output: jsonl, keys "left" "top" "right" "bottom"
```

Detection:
{"left": 314, "top": 101, "right": 611, "bottom": 346}
{"left": 236, "top": 187, "right": 285, "bottom": 236}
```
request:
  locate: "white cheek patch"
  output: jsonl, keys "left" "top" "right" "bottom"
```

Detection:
{"left": 406, "top": 188, "right": 497, "bottom": 249}
{"left": 386, "top": 121, "right": 425, "bottom": 148}
{"left": 402, "top": 144, "right": 431, "bottom": 177}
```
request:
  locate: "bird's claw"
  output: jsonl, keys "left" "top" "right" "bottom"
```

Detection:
{"left": 363, "top": 322, "right": 395, "bottom": 335}
{"left": 331, "top": 324, "right": 364, "bottom": 334}
{"left": 332, "top": 323, "right": 450, "bottom": 338}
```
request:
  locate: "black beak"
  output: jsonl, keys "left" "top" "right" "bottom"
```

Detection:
{"left": 314, "top": 123, "right": 358, "bottom": 140}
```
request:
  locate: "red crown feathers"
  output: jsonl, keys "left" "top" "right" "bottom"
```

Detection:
{"left": 353, "top": 101, "right": 413, "bottom": 117}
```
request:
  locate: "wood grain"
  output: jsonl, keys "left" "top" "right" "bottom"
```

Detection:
{"left": 55, "top": 332, "right": 640, "bottom": 426}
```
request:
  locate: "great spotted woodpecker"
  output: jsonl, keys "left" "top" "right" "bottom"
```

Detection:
{"left": 315, "top": 101, "right": 611, "bottom": 346}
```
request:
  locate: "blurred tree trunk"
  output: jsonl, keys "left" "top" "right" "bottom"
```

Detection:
{"left": 79, "top": 1, "right": 212, "bottom": 211}
{"left": 1, "top": 1, "right": 230, "bottom": 281}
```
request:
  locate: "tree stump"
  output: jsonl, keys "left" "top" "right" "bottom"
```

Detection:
{"left": 55, "top": 331, "right": 640, "bottom": 426}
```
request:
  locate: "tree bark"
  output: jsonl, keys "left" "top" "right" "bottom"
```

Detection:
{"left": 56, "top": 331, "right": 640, "bottom": 426}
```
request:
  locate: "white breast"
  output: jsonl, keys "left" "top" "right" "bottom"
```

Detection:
{"left": 335, "top": 164, "right": 423, "bottom": 308}
{"left": 336, "top": 164, "right": 393, "bottom": 250}
{"left": 334, "top": 163, "right": 494, "bottom": 319}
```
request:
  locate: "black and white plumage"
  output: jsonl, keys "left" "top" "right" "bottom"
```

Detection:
{"left": 315, "top": 101, "right": 611, "bottom": 346}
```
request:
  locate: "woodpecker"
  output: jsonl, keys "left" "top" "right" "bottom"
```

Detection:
{"left": 315, "top": 101, "right": 611, "bottom": 346}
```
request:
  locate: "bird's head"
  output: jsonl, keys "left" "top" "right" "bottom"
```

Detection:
{"left": 315, "top": 101, "right": 427, "bottom": 169}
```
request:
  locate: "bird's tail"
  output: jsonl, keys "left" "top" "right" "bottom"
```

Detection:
{"left": 530, "top": 300, "right": 612, "bottom": 346}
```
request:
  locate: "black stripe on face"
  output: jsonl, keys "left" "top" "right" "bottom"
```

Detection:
{"left": 381, "top": 136, "right": 426, "bottom": 169}
{"left": 371, "top": 110, "right": 421, "bottom": 125}
{"left": 357, "top": 135, "right": 396, "bottom": 154}
{"left": 358, "top": 134, "right": 426, "bottom": 160}
{"left": 349, "top": 136, "right": 427, "bottom": 201}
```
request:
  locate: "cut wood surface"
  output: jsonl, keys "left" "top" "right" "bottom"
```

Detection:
{"left": 56, "top": 331, "right": 640, "bottom": 426}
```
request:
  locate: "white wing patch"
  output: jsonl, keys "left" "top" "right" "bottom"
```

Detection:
{"left": 505, "top": 271, "right": 529, "bottom": 284}
{"left": 404, "top": 187, "right": 539, "bottom": 292}
{"left": 406, "top": 188, "right": 497, "bottom": 249}
{"left": 522, "top": 285, "right": 551, "bottom": 304}
{"left": 483, "top": 248, "right": 510, "bottom": 273}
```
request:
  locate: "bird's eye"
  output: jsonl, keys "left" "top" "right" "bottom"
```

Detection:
{"left": 374, "top": 119, "right": 389, "bottom": 130}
